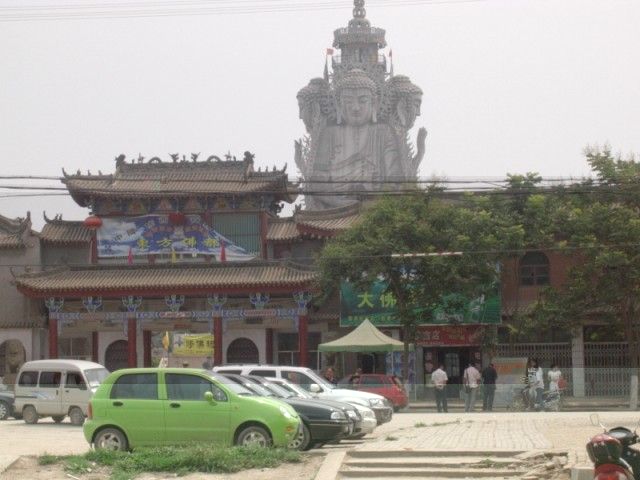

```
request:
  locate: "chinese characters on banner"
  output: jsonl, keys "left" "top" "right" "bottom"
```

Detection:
{"left": 96, "top": 215, "right": 256, "bottom": 261}
{"left": 340, "top": 280, "right": 501, "bottom": 327}
{"left": 415, "top": 325, "right": 482, "bottom": 346}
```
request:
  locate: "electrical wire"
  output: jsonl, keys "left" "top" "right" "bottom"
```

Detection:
{"left": 0, "top": 0, "right": 490, "bottom": 22}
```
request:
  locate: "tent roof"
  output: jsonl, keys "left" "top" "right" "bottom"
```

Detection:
{"left": 318, "top": 319, "right": 412, "bottom": 352}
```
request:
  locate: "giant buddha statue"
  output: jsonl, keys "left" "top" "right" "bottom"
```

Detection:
{"left": 295, "top": 0, "right": 427, "bottom": 210}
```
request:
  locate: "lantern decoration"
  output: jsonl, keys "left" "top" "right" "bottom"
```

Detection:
{"left": 168, "top": 212, "right": 186, "bottom": 226}
{"left": 83, "top": 215, "right": 103, "bottom": 230}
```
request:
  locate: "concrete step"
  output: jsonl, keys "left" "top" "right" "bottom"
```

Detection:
{"left": 346, "top": 450, "right": 525, "bottom": 458}
{"left": 344, "top": 457, "right": 523, "bottom": 468}
{"left": 339, "top": 466, "right": 526, "bottom": 478}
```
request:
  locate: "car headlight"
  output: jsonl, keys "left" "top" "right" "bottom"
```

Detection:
{"left": 330, "top": 410, "right": 346, "bottom": 420}
{"left": 363, "top": 409, "right": 376, "bottom": 419}
{"left": 346, "top": 410, "right": 357, "bottom": 419}
{"left": 279, "top": 406, "right": 294, "bottom": 419}
{"left": 369, "top": 398, "right": 384, "bottom": 407}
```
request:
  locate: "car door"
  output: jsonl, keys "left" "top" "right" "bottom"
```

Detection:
{"left": 61, "top": 371, "right": 88, "bottom": 414}
{"left": 163, "top": 373, "right": 230, "bottom": 444}
{"left": 36, "top": 371, "right": 64, "bottom": 415}
{"left": 107, "top": 372, "right": 164, "bottom": 446}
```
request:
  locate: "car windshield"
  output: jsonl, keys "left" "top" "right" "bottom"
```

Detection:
{"left": 85, "top": 368, "right": 110, "bottom": 387}
{"left": 262, "top": 382, "right": 293, "bottom": 398}
{"left": 244, "top": 381, "right": 274, "bottom": 397}
{"left": 274, "top": 380, "right": 313, "bottom": 399}
{"left": 208, "top": 373, "right": 255, "bottom": 396}
{"left": 303, "top": 368, "right": 335, "bottom": 389}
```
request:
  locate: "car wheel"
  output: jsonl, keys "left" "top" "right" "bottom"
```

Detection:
{"left": 52, "top": 415, "right": 65, "bottom": 423}
{"left": 236, "top": 425, "right": 272, "bottom": 448}
{"left": 69, "top": 407, "right": 85, "bottom": 426}
{"left": 23, "top": 405, "right": 39, "bottom": 424}
{"left": 94, "top": 428, "right": 128, "bottom": 451}
{"left": 288, "top": 422, "right": 311, "bottom": 451}
{"left": 0, "top": 400, "right": 9, "bottom": 420}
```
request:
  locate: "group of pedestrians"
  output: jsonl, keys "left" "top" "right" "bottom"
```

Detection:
{"left": 431, "top": 362, "right": 498, "bottom": 413}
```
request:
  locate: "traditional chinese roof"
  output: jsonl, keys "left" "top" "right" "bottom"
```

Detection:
{"left": 0, "top": 212, "right": 31, "bottom": 249}
{"left": 40, "top": 213, "right": 91, "bottom": 245}
{"left": 62, "top": 153, "right": 294, "bottom": 206}
{"left": 15, "top": 261, "right": 318, "bottom": 298}
{"left": 267, "top": 202, "right": 363, "bottom": 242}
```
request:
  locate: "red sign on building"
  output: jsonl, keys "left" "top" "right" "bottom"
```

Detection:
{"left": 416, "top": 325, "right": 481, "bottom": 346}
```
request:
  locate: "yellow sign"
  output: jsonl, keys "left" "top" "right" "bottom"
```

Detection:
{"left": 172, "top": 333, "right": 214, "bottom": 357}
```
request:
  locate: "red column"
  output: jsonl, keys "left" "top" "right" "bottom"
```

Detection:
{"left": 90, "top": 231, "right": 98, "bottom": 264}
{"left": 265, "top": 328, "right": 273, "bottom": 364}
{"left": 48, "top": 318, "right": 58, "bottom": 359}
{"left": 214, "top": 316, "right": 223, "bottom": 365}
{"left": 92, "top": 332, "right": 99, "bottom": 363}
{"left": 143, "top": 331, "right": 152, "bottom": 367}
{"left": 298, "top": 315, "right": 309, "bottom": 367}
{"left": 127, "top": 317, "right": 137, "bottom": 367}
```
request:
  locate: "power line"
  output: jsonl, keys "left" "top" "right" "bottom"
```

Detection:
{"left": 0, "top": 0, "right": 490, "bottom": 22}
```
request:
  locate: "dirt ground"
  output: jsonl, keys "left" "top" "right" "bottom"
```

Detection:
{"left": 1, "top": 454, "right": 325, "bottom": 480}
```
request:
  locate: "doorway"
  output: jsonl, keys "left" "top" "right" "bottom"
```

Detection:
{"left": 437, "top": 348, "right": 472, "bottom": 398}
{"left": 226, "top": 338, "right": 259, "bottom": 364}
{"left": 105, "top": 340, "right": 128, "bottom": 372}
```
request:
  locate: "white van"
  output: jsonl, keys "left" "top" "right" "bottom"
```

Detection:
{"left": 14, "top": 360, "right": 109, "bottom": 425}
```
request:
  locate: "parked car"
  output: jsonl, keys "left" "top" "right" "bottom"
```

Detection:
{"left": 266, "top": 376, "right": 376, "bottom": 438}
{"left": 221, "top": 373, "right": 350, "bottom": 450}
{"left": 14, "top": 359, "right": 109, "bottom": 425}
{"left": 0, "top": 389, "right": 18, "bottom": 420}
{"left": 83, "top": 368, "right": 301, "bottom": 451}
{"left": 213, "top": 365, "right": 393, "bottom": 425}
{"left": 338, "top": 373, "right": 408, "bottom": 411}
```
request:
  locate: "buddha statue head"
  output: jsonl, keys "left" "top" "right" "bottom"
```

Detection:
{"left": 389, "top": 75, "right": 423, "bottom": 129}
{"left": 336, "top": 69, "right": 378, "bottom": 126}
{"left": 296, "top": 78, "right": 329, "bottom": 133}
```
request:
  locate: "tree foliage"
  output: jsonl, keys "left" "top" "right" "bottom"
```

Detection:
{"left": 316, "top": 192, "right": 513, "bottom": 380}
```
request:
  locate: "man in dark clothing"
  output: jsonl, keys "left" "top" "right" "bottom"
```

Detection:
{"left": 481, "top": 363, "right": 498, "bottom": 411}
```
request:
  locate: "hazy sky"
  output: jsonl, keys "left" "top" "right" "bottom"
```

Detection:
{"left": 1, "top": 0, "right": 639, "bottom": 229}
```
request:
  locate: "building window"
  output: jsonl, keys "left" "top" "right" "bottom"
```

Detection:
{"left": 277, "top": 332, "right": 321, "bottom": 370}
{"left": 519, "top": 251, "right": 550, "bottom": 286}
{"left": 59, "top": 337, "right": 89, "bottom": 360}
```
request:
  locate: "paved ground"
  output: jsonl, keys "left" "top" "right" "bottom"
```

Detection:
{"left": 1, "top": 411, "right": 639, "bottom": 477}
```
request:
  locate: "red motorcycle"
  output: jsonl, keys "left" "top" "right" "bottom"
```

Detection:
{"left": 587, "top": 415, "right": 640, "bottom": 480}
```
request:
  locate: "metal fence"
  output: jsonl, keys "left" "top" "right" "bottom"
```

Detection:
{"left": 584, "top": 342, "right": 631, "bottom": 396}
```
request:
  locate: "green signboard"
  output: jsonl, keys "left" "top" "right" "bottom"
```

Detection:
{"left": 340, "top": 281, "right": 501, "bottom": 327}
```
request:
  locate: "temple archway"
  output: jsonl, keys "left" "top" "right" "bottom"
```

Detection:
{"left": 226, "top": 338, "right": 259, "bottom": 365}
{"left": 105, "top": 340, "right": 128, "bottom": 372}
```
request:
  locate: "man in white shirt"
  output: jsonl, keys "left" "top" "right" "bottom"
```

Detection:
{"left": 463, "top": 362, "right": 482, "bottom": 412}
{"left": 431, "top": 364, "right": 448, "bottom": 413}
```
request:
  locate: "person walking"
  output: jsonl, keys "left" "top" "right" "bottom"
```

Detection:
{"left": 481, "top": 363, "right": 498, "bottom": 411}
{"left": 530, "top": 359, "right": 544, "bottom": 410}
{"left": 463, "top": 362, "right": 481, "bottom": 412}
{"left": 431, "top": 364, "right": 448, "bottom": 413}
{"left": 547, "top": 363, "right": 562, "bottom": 392}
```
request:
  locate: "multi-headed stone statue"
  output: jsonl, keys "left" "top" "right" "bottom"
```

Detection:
{"left": 295, "top": 0, "right": 427, "bottom": 210}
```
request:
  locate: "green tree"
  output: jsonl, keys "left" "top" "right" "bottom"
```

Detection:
{"left": 533, "top": 147, "right": 640, "bottom": 370}
{"left": 316, "top": 193, "right": 514, "bottom": 382}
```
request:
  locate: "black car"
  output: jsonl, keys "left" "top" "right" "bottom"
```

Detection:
{"left": 0, "top": 389, "right": 19, "bottom": 420}
{"left": 248, "top": 375, "right": 363, "bottom": 438}
{"left": 220, "top": 373, "right": 351, "bottom": 450}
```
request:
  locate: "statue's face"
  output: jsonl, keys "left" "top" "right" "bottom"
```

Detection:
{"left": 341, "top": 87, "right": 374, "bottom": 126}
{"left": 397, "top": 94, "right": 422, "bottom": 128}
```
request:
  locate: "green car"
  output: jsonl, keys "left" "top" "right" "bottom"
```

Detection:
{"left": 83, "top": 368, "right": 301, "bottom": 451}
